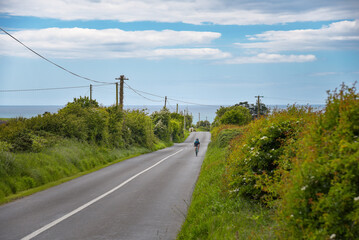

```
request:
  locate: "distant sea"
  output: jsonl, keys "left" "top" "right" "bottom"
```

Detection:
{"left": 0, "top": 104, "right": 324, "bottom": 123}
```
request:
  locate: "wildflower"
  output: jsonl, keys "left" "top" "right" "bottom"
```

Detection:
{"left": 330, "top": 234, "right": 336, "bottom": 239}
{"left": 290, "top": 215, "right": 294, "bottom": 218}
{"left": 354, "top": 196, "right": 359, "bottom": 201}
{"left": 301, "top": 186, "right": 307, "bottom": 191}
{"left": 260, "top": 136, "right": 268, "bottom": 140}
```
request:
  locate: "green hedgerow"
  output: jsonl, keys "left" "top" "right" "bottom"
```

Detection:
{"left": 225, "top": 105, "right": 316, "bottom": 204}
{"left": 276, "top": 83, "right": 359, "bottom": 239}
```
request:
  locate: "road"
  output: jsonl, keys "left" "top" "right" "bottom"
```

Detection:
{"left": 0, "top": 132, "right": 210, "bottom": 240}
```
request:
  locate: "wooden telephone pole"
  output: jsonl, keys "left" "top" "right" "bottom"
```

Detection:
{"left": 115, "top": 75, "right": 128, "bottom": 110}
{"left": 255, "top": 95, "right": 264, "bottom": 118}
{"left": 90, "top": 84, "right": 92, "bottom": 101}
{"left": 164, "top": 96, "right": 167, "bottom": 108}
{"left": 115, "top": 82, "right": 119, "bottom": 107}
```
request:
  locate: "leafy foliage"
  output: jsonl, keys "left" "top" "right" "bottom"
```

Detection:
{"left": 276, "top": 83, "right": 359, "bottom": 239}
{"left": 196, "top": 120, "right": 211, "bottom": 131}
{"left": 219, "top": 106, "right": 252, "bottom": 126}
{"left": 225, "top": 106, "right": 316, "bottom": 204}
{"left": 212, "top": 102, "right": 267, "bottom": 127}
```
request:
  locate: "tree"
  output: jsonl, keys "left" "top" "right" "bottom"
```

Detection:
{"left": 219, "top": 106, "right": 252, "bottom": 126}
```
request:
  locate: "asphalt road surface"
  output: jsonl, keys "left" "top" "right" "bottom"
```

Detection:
{"left": 0, "top": 132, "right": 210, "bottom": 240}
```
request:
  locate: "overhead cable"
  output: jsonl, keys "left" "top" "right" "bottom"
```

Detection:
{"left": 124, "top": 82, "right": 163, "bottom": 103}
{"left": 0, "top": 27, "right": 111, "bottom": 84}
{"left": 0, "top": 83, "right": 113, "bottom": 92}
{"left": 124, "top": 83, "right": 215, "bottom": 107}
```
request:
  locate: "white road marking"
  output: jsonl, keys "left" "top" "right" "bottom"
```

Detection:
{"left": 21, "top": 148, "right": 184, "bottom": 240}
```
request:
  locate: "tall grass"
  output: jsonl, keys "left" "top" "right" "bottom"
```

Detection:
{"left": 0, "top": 139, "right": 153, "bottom": 204}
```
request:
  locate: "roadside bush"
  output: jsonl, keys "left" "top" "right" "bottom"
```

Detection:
{"left": 220, "top": 106, "right": 252, "bottom": 126}
{"left": 211, "top": 125, "right": 243, "bottom": 148}
{"left": 276, "top": 83, "right": 359, "bottom": 239}
{"left": 106, "top": 106, "right": 124, "bottom": 148}
{"left": 124, "top": 109, "right": 154, "bottom": 148}
{"left": 170, "top": 119, "right": 183, "bottom": 142}
{"left": 225, "top": 106, "right": 315, "bottom": 204}
{"left": 151, "top": 108, "right": 172, "bottom": 142}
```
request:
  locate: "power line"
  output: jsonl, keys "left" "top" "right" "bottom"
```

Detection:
{"left": 124, "top": 83, "right": 216, "bottom": 107}
{"left": 0, "top": 27, "right": 111, "bottom": 84}
{"left": 124, "top": 82, "right": 163, "bottom": 103}
{"left": 0, "top": 83, "right": 114, "bottom": 92}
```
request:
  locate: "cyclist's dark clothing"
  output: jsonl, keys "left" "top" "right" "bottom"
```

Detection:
{"left": 194, "top": 140, "right": 200, "bottom": 147}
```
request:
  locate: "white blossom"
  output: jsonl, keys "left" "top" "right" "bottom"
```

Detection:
{"left": 354, "top": 196, "right": 359, "bottom": 201}
{"left": 330, "top": 234, "right": 336, "bottom": 239}
{"left": 301, "top": 186, "right": 307, "bottom": 191}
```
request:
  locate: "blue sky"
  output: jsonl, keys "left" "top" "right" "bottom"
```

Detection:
{"left": 0, "top": 0, "right": 359, "bottom": 107}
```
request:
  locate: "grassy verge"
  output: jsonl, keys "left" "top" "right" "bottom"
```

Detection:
{"left": 177, "top": 143, "right": 275, "bottom": 239}
{"left": 0, "top": 139, "right": 171, "bottom": 205}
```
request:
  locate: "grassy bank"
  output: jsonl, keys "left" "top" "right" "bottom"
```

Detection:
{"left": 0, "top": 139, "right": 171, "bottom": 205}
{"left": 177, "top": 141, "right": 274, "bottom": 239}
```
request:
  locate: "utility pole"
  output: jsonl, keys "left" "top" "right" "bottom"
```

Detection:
{"left": 164, "top": 96, "right": 167, "bottom": 108}
{"left": 176, "top": 104, "right": 178, "bottom": 114}
{"left": 255, "top": 95, "right": 264, "bottom": 118}
{"left": 198, "top": 113, "right": 200, "bottom": 122}
{"left": 90, "top": 84, "right": 92, "bottom": 101}
{"left": 115, "top": 82, "right": 119, "bottom": 107}
{"left": 183, "top": 109, "right": 186, "bottom": 131}
{"left": 116, "top": 75, "right": 129, "bottom": 110}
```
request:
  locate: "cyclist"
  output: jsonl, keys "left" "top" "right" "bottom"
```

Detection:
{"left": 194, "top": 138, "right": 200, "bottom": 156}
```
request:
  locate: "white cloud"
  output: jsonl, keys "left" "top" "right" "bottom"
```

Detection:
{"left": 0, "top": 0, "right": 358, "bottom": 25}
{"left": 311, "top": 72, "right": 339, "bottom": 76}
{"left": 0, "top": 27, "right": 228, "bottom": 59}
{"left": 224, "top": 53, "right": 316, "bottom": 64}
{"left": 237, "top": 20, "right": 359, "bottom": 52}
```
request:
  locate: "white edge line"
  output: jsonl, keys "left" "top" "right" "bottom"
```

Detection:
{"left": 21, "top": 148, "right": 184, "bottom": 240}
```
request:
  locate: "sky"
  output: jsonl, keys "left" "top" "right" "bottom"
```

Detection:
{"left": 0, "top": 0, "right": 359, "bottom": 107}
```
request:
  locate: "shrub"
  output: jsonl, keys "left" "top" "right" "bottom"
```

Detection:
{"left": 225, "top": 106, "right": 315, "bottom": 204}
{"left": 276, "top": 83, "right": 359, "bottom": 239}
{"left": 124, "top": 109, "right": 154, "bottom": 148}
{"left": 220, "top": 106, "right": 252, "bottom": 126}
{"left": 151, "top": 108, "right": 172, "bottom": 141}
{"left": 211, "top": 125, "right": 243, "bottom": 148}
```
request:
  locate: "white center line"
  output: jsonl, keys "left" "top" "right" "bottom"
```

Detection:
{"left": 21, "top": 148, "right": 184, "bottom": 240}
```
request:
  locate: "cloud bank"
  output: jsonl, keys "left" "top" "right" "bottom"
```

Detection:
{"left": 237, "top": 20, "right": 359, "bottom": 52}
{"left": 0, "top": 28, "right": 229, "bottom": 59}
{"left": 225, "top": 53, "right": 316, "bottom": 64}
{"left": 1, "top": 0, "right": 358, "bottom": 25}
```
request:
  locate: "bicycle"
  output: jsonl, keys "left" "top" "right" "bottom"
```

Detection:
{"left": 195, "top": 145, "right": 199, "bottom": 156}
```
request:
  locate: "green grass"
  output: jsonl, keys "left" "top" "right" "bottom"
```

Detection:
{"left": 0, "top": 139, "right": 170, "bottom": 205}
{"left": 177, "top": 143, "right": 275, "bottom": 239}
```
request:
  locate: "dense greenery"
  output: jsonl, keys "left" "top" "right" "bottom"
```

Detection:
{"left": 196, "top": 120, "right": 211, "bottom": 131}
{"left": 180, "top": 83, "right": 358, "bottom": 239}
{"left": 276, "top": 84, "right": 359, "bottom": 239}
{"left": 0, "top": 97, "right": 189, "bottom": 203}
{"left": 225, "top": 106, "right": 317, "bottom": 204}
{"left": 212, "top": 102, "right": 266, "bottom": 127}
{"left": 151, "top": 108, "right": 191, "bottom": 142}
